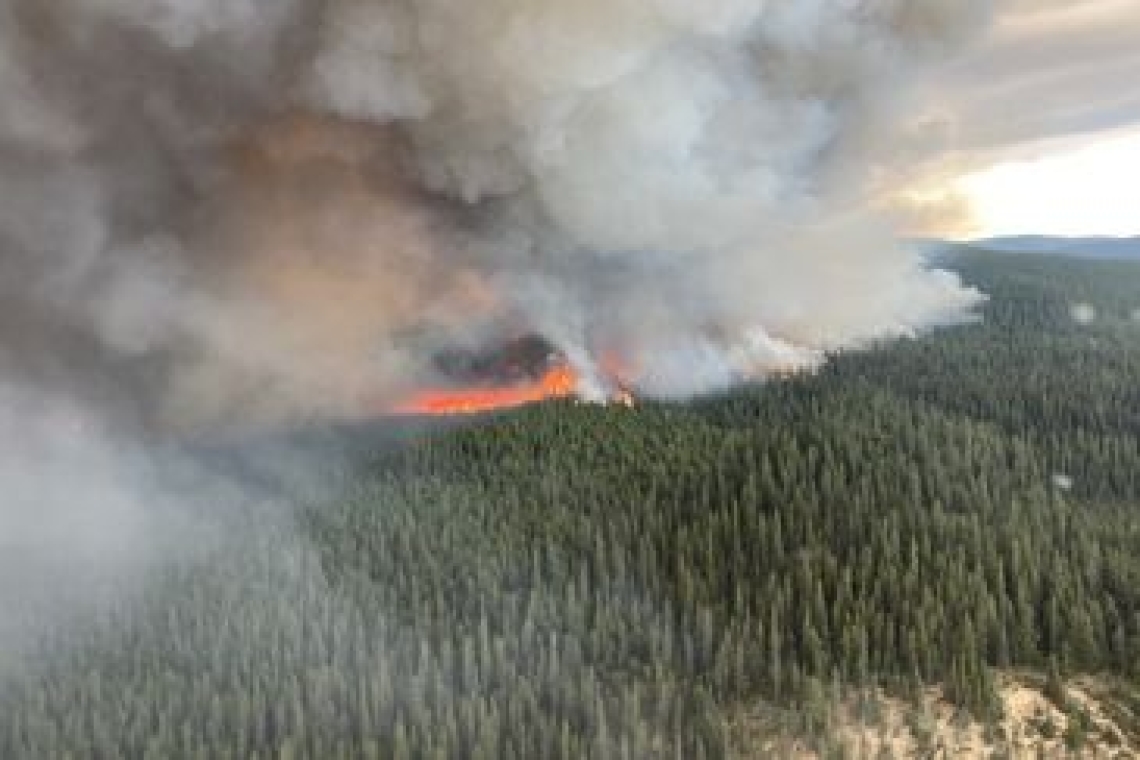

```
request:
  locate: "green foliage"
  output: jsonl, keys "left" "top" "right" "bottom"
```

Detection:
{"left": 2, "top": 251, "right": 1140, "bottom": 757}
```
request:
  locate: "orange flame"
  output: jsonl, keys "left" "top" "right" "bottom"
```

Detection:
{"left": 391, "top": 364, "right": 580, "bottom": 416}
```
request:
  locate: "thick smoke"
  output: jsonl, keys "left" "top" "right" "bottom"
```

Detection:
{"left": 305, "top": 0, "right": 992, "bottom": 398}
{"left": 0, "top": 0, "right": 993, "bottom": 432}
{"left": 0, "top": 0, "right": 1006, "bottom": 695}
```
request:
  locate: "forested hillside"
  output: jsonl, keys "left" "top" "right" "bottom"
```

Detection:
{"left": 2, "top": 252, "right": 1139, "bottom": 758}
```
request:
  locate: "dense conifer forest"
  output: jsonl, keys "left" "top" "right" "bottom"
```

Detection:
{"left": 2, "top": 251, "right": 1139, "bottom": 757}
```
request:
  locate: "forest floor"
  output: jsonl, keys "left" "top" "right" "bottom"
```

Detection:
{"left": 730, "top": 671, "right": 1140, "bottom": 758}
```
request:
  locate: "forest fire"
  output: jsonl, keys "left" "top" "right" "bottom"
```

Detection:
{"left": 391, "top": 363, "right": 579, "bottom": 415}
{"left": 387, "top": 333, "right": 635, "bottom": 416}
{"left": 389, "top": 330, "right": 642, "bottom": 417}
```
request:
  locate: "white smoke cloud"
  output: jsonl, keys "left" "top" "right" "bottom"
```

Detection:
{"left": 1070, "top": 302, "right": 1098, "bottom": 325}
{"left": 66, "top": 0, "right": 301, "bottom": 50}
{"left": 0, "top": 381, "right": 216, "bottom": 677}
{"left": 304, "top": 0, "right": 989, "bottom": 392}
{"left": 0, "top": 0, "right": 1005, "bottom": 690}
{"left": 0, "top": 0, "right": 999, "bottom": 430}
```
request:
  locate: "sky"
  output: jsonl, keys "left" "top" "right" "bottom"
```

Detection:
{"left": 906, "top": 0, "right": 1140, "bottom": 239}
{"left": 957, "top": 128, "right": 1140, "bottom": 238}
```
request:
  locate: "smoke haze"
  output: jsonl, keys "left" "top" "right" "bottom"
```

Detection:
{"left": 0, "top": 0, "right": 996, "bottom": 431}
{"left": 0, "top": 1, "right": 1002, "bottom": 660}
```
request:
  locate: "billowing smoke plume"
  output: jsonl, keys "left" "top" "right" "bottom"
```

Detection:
{"left": 0, "top": 0, "right": 992, "bottom": 431}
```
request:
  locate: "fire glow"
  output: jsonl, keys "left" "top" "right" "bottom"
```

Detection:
{"left": 391, "top": 363, "right": 580, "bottom": 416}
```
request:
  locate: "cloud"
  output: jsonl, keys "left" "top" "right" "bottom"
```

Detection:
{"left": 871, "top": 0, "right": 1140, "bottom": 236}
{"left": 914, "top": 0, "right": 1140, "bottom": 152}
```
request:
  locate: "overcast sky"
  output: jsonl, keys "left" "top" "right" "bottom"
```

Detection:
{"left": 914, "top": 0, "right": 1140, "bottom": 237}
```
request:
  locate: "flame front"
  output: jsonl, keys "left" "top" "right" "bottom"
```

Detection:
{"left": 391, "top": 364, "right": 580, "bottom": 416}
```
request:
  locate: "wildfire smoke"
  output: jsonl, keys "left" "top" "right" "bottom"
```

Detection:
{"left": 0, "top": 0, "right": 992, "bottom": 432}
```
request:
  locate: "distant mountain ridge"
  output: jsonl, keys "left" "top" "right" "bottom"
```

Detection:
{"left": 966, "top": 235, "right": 1140, "bottom": 260}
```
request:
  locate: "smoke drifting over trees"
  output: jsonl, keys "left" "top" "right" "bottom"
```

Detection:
{"left": 9, "top": 6, "right": 1140, "bottom": 754}
{"left": 0, "top": 1, "right": 1001, "bottom": 674}
{"left": 0, "top": 0, "right": 992, "bottom": 430}
{"left": 0, "top": 1, "right": 995, "bottom": 666}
